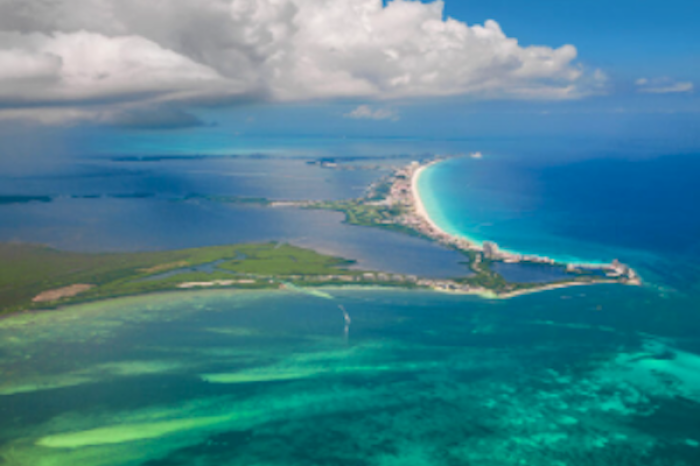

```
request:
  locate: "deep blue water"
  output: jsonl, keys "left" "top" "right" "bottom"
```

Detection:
{"left": 420, "top": 153, "right": 700, "bottom": 289}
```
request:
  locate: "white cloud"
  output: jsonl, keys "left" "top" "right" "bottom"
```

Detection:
{"left": 635, "top": 77, "right": 694, "bottom": 94}
{"left": 0, "top": 0, "right": 599, "bottom": 125}
{"left": 345, "top": 105, "right": 399, "bottom": 121}
{"left": 0, "top": 48, "right": 61, "bottom": 82}
{"left": 0, "top": 31, "right": 234, "bottom": 102}
{"left": 262, "top": 3, "right": 585, "bottom": 101}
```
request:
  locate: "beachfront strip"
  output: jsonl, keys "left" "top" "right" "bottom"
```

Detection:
{"left": 292, "top": 158, "right": 641, "bottom": 296}
{"left": 379, "top": 159, "right": 639, "bottom": 283}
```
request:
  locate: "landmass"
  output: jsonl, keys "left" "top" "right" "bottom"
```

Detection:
{"left": 0, "top": 242, "right": 416, "bottom": 316}
{"left": 0, "top": 157, "right": 642, "bottom": 316}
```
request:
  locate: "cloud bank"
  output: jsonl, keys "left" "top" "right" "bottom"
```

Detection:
{"left": 0, "top": 0, "right": 599, "bottom": 126}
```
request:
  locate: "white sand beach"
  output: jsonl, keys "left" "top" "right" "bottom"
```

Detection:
{"left": 411, "top": 163, "right": 448, "bottom": 235}
{"left": 410, "top": 161, "right": 478, "bottom": 249}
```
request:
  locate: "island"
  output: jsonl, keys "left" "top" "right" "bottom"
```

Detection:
{"left": 0, "top": 158, "right": 641, "bottom": 316}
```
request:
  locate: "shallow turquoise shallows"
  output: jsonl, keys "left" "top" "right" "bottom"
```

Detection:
{"left": 1, "top": 284, "right": 700, "bottom": 466}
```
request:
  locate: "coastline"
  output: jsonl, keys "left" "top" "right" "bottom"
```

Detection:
{"left": 399, "top": 158, "right": 641, "bottom": 290}
{"left": 301, "top": 157, "right": 642, "bottom": 299}
{"left": 411, "top": 158, "right": 615, "bottom": 268}
{"left": 0, "top": 280, "right": 620, "bottom": 323}
{"left": 4, "top": 277, "right": 635, "bottom": 323}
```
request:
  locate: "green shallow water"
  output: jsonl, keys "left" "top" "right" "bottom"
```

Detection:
{"left": 1, "top": 287, "right": 700, "bottom": 465}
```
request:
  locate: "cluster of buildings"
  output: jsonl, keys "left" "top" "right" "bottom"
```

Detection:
{"left": 415, "top": 279, "right": 481, "bottom": 294}
{"left": 365, "top": 162, "right": 416, "bottom": 207}
{"left": 607, "top": 259, "right": 639, "bottom": 281}
{"left": 482, "top": 241, "right": 556, "bottom": 264}
{"left": 376, "top": 161, "right": 480, "bottom": 251}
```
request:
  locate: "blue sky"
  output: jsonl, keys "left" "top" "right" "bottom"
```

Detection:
{"left": 440, "top": 0, "right": 699, "bottom": 81}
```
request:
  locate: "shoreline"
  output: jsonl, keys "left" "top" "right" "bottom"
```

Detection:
{"left": 410, "top": 158, "right": 617, "bottom": 268}
{"left": 396, "top": 158, "right": 641, "bottom": 290}
{"left": 1, "top": 279, "right": 625, "bottom": 322}
{"left": 409, "top": 159, "right": 639, "bottom": 272}
{"left": 410, "top": 161, "right": 479, "bottom": 250}
{"left": 432, "top": 279, "right": 624, "bottom": 299}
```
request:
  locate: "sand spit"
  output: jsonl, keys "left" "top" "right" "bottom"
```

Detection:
{"left": 32, "top": 284, "right": 94, "bottom": 303}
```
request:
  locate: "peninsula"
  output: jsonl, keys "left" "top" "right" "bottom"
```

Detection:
{"left": 0, "top": 242, "right": 419, "bottom": 317}
{"left": 303, "top": 157, "right": 641, "bottom": 297}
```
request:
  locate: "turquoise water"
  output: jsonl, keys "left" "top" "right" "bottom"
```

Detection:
{"left": 2, "top": 286, "right": 700, "bottom": 465}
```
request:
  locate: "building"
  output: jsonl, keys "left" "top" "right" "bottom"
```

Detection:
{"left": 483, "top": 241, "right": 500, "bottom": 260}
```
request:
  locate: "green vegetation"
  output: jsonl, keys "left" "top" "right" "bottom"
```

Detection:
{"left": 462, "top": 261, "right": 509, "bottom": 291}
{"left": 218, "top": 245, "right": 356, "bottom": 276}
{"left": 312, "top": 201, "right": 401, "bottom": 226}
{"left": 0, "top": 243, "right": 363, "bottom": 316}
{"left": 309, "top": 200, "right": 430, "bottom": 240}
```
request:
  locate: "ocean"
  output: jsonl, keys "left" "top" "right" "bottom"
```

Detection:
{"left": 1, "top": 139, "right": 700, "bottom": 465}
{"left": 419, "top": 152, "right": 700, "bottom": 290}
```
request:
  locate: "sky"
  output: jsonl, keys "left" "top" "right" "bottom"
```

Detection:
{"left": 0, "top": 0, "right": 697, "bottom": 159}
